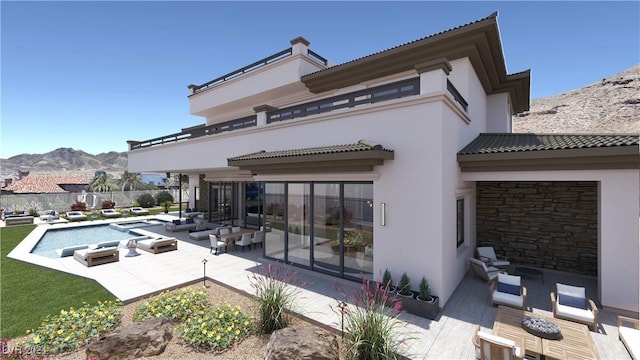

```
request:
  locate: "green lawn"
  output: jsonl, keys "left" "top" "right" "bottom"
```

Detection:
{"left": 0, "top": 225, "right": 116, "bottom": 339}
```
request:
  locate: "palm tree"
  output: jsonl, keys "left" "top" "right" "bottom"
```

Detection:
{"left": 120, "top": 171, "right": 143, "bottom": 191}
{"left": 88, "top": 173, "right": 116, "bottom": 192}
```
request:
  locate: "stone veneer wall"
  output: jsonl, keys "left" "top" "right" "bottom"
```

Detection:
{"left": 476, "top": 181, "right": 598, "bottom": 276}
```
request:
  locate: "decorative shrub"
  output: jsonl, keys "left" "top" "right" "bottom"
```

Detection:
{"left": 155, "top": 191, "right": 174, "bottom": 206}
{"left": 397, "top": 272, "right": 412, "bottom": 296}
{"left": 178, "top": 303, "right": 253, "bottom": 351}
{"left": 381, "top": 269, "right": 393, "bottom": 289}
{"left": 28, "top": 208, "right": 40, "bottom": 217}
{"left": 100, "top": 200, "right": 116, "bottom": 209}
{"left": 133, "top": 288, "right": 209, "bottom": 323}
{"left": 20, "top": 300, "right": 122, "bottom": 355}
{"left": 248, "top": 262, "right": 303, "bottom": 334}
{"left": 418, "top": 276, "right": 431, "bottom": 300}
{"left": 339, "top": 278, "right": 408, "bottom": 360}
{"left": 135, "top": 193, "right": 155, "bottom": 208}
{"left": 70, "top": 201, "right": 87, "bottom": 211}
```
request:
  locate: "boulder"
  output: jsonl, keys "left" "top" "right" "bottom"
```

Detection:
{"left": 86, "top": 317, "right": 173, "bottom": 360}
{"left": 265, "top": 326, "right": 338, "bottom": 360}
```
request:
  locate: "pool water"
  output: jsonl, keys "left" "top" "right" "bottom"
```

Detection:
{"left": 31, "top": 223, "right": 159, "bottom": 259}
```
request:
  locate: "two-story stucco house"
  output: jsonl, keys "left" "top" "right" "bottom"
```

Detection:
{"left": 127, "top": 13, "right": 639, "bottom": 313}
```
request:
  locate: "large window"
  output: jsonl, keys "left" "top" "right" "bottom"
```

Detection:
{"left": 456, "top": 198, "right": 465, "bottom": 248}
{"left": 264, "top": 183, "right": 285, "bottom": 260}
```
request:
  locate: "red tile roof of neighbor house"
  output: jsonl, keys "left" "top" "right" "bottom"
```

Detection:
{"left": 2, "top": 175, "right": 91, "bottom": 194}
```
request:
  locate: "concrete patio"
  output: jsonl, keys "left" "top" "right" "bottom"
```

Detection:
{"left": 6, "top": 217, "right": 634, "bottom": 359}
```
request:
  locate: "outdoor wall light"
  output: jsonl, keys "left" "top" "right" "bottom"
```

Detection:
{"left": 381, "top": 202, "right": 386, "bottom": 226}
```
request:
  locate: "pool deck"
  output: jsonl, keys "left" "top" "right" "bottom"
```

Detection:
{"left": 5, "top": 216, "right": 634, "bottom": 359}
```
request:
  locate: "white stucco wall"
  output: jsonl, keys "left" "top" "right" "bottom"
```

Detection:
{"left": 462, "top": 169, "right": 640, "bottom": 313}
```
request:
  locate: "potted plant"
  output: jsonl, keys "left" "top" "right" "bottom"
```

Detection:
{"left": 416, "top": 276, "right": 433, "bottom": 302}
{"left": 161, "top": 200, "right": 172, "bottom": 213}
{"left": 380, "top": 268, "right": 395, "bottom": 292}
{"left": 396, "top": 272, "right": 413, "bottom": 298}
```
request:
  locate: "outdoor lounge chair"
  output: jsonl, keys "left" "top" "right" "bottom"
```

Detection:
{"left": 209, "top": 234, "right": 226, "bottom": 255}
{"left": 73, "top": 247, "right": 119, "bottom": 267}
{"left": 100, "top": 209, "right": 122, "bottom": 218}
{"left": 471, "top": 324, "right": 524, "bottom": 360}
{"left": 469, "top": 257, "right": 505, "bottom": 283}
{"left": 39, "top": 210, "right": 59, "bottom": 221}
{"left": 66, "top": 211, "right": 88, "bottom": 222}
{"left": 60, "top": 244, "right": 89, "bottom": 257}
{"left": 477, "top": 246, "right": 510, "bottom": 268}
{"left": 490, "top": 273, "right": 527, "bottom": 309}
{"left": 550, "top": 283, "right": 599, "bottom": 331}
{"left": 129, "top": 207, "right": 149, "bottom": 215}
{"left": 137, "top": 237, "right": 178, "bottom": 254}
{"left": 618, "top": 315, "right": 640, "bottom": 359}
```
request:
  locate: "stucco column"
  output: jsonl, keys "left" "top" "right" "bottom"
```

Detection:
{"left": 415, "top": 58, "right": 452, "bottom": 94}
{"left": 254, "top": 105, "right": 278, "bottom": 126}
{"left": 290, "top": 36, "right": 310, "bottom": 56}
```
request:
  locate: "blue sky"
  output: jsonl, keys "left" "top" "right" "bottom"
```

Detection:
{"left": 1, "top": 1, "right": 638, "bottom": 158}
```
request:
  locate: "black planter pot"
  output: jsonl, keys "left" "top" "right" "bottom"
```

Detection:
{"left": 397, "top": 291, "right": 440, "bottom": 320}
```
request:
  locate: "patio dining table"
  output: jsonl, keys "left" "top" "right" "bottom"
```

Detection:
{"left": 493, "top": 305, "right": 599, "bottom": 360}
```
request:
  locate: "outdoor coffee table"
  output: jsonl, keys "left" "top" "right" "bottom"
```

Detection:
{"left": 516, "top": 266, "right": 544, "bottom": 284}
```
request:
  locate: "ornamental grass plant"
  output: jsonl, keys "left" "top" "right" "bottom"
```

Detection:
{"left": 338, "top": 278, "right": 409, "bottom": 360}
{"left": 248, "top": 262, "right": 303, "bottom": 334}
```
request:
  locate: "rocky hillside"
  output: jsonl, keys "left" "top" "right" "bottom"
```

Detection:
{"left": 1, "top": 148, "right": 127, "bottom": 179}
{"left": 513, "top": 64, "right": 640, "bottom": 133}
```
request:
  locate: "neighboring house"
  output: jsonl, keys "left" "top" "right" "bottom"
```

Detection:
{"left": 127, "top": 13, "right": 639, "bottom": 313}
{"left": 1, "top": 175, "right": 90, "bottom": 194}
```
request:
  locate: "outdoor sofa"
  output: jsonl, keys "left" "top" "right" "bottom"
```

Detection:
{"left": 164, "top": 219, "right": 197, "bottom": 232}
{"left": 137, "top": 237, "right": 178, "bottom": 254}
{"left": 4, "top": 215, "right": 34, "bottom": 226}
{"left": 73, "top": 247, "right": 119, "bottom": 267}
{"left": 39, "top": 210, "right": 60, "bottom": 221}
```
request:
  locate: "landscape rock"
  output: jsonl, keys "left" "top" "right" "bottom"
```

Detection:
{"left": 86, "top": 317, "right": 173, "bottom": 360}
{"left": 264, "top": 326, "right": 338, "bottom": 360}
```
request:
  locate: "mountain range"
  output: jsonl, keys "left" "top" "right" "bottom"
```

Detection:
{"left": 1, "top": 64, "right": 638, "bottom": 179}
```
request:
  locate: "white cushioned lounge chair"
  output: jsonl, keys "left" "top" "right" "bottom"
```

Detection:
{"left": 550, "top": 283, "right": 598, "bottom": 331}
{"left": 137, "top": 237, "right": 178, "bottom": 254}
{"left": 490, "top": 273, "right": 527, "bottom": 309}
{"left": 129, "top": 207, "right": 149, "bottom": 215}
{"left": 477, "top": 246, "right": 510, "bottom": 269}
{"left": 469, "top": 257, "right": 505, "bottom": 283}
{"left": 73, "top": 247, "right": 119, "bottom": 267}
{"left": 66, "top": 211, "right": 87, "bottom": 222}
{"left": 100, "top": 209, "right": 122, "bottom": 218}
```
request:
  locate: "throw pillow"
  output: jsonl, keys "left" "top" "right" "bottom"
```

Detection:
{"left": 173, "top": 219, "right": 181, "bottom": 225}
{"left": 497, "top": 281, "right": 520, "bottom": 296}
{"left": 558, "top": 294, "right": 587, "bottom": 310}
{"left": 186, "top": 218, "right": 194, "bottom": 224}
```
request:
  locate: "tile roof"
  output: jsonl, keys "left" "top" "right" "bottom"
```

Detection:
{"left": 228, "top": 140, "right": 393, "bottom": 161}
{"left": 304, "top": 12, "right": 499, "bottom": 77}
{"left": 2, "top": 175, "right": 91, "bottom": 193}
{"left": 458, "top": 134, "right": 639, "bottom": 155}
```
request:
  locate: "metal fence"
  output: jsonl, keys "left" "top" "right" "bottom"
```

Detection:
{"left": 0, "top": 189, "right": 188, "bottom": 214}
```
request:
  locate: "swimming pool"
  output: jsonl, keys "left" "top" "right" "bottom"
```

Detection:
{"left": 109, "top": 219, "right": 166, "bottom": 231}
{"left": 30, "top": 220, "right": 165, "bottom": 259}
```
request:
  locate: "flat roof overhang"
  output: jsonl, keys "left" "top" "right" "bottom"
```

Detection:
{"left": 458, "top": 146, "right": 640, "bottom": 172}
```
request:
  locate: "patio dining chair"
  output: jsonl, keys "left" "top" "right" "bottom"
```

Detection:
{"left": 471, "top": 325, "right": 524, "bottom": 360}
{"left": 209, "top": 234, "right": 226, "bottom": 255}
{"left": 235, "top": 233, "right": 252, "bottom": 252}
